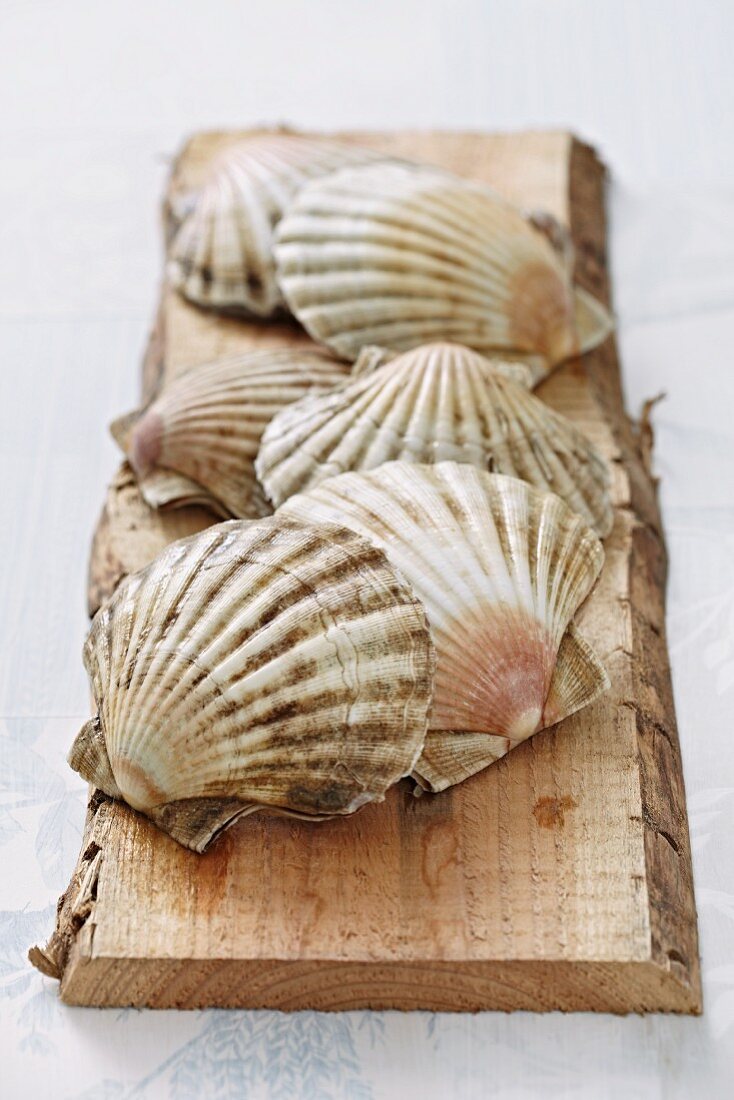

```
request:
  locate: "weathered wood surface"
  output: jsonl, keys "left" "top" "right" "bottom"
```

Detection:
{"left": 31, "top": 129, "right": 701, "bottom": 1013}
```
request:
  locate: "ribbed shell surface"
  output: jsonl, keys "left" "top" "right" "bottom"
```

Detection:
{"left": 168, "top": 134, "right": 387, "bottom": 316}
{"left": 348, "top": 344, "right": 534, "bottom": 388}
{"left": 274, "top": 163, "right": 613, "bottom": 376}
{"left": 70, "top": 518, "right": 435, "bottom": 849}
{"left": 279, "top": 463, "right": 606, "bottom": 742}
{"left": 413, "top": 624, "right": 609, "bottom": 791}
{"left": 414, "top": 730, "right": 511, "bottom": 792}
{"left": 256, "top": 342, "right": 613, "bottom": 535}
{"left": 119, "top": 348, "right": 350, "bottom": 519}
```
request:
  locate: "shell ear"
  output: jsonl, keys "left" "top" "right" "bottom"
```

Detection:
{"left": 110, "top": 409, "right": 143, "bottom": 452}
{"left": 68, "top": 717, "right": 122, "bottom": 799}
{"left": 492, "top": 351, "right": 547, "bottom": 388}
{"left": 542, "top": 623, "right": 610, "bottom": 728}
{"left": 136, "top": 466, "right": 228, "bottom": 517}
{"left": 148, "top": 798, "right": 258, "bottom": 853}
{"left": 483, "top": 358, "right": 535, "bottom": 390}
{"left": 412, "top": 730, "right": 511, "bottom": 794}
{"left": 573, "top": 287, "right": 614, "bottom": 356}
{"left": 351, "top": 345, "right": 398, "bottom": 378}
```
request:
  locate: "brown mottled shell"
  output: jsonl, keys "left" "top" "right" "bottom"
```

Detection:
{"left": 257, "top": 342, "right": 613, "bottom": 536}
{"left": 279, "top": 463, "right": 609, "bottom": 790}
{"left": 168, "top": 134, "right": 387, "bottom": 316}
{"left": 274, "top": 162, "right": 613, "bottom": 382}
{"left": 69, "top": 518, "right": 435, "bottom": 851}
{"left": 111, "top": 347, "right": 350, "bottom": 520}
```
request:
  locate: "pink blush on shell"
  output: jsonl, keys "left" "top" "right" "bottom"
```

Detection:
{"left": 430, "top": 604, "right": 556, "bottom": 740}
{"left": 130, "top": 409, "right": 164, "bottom": 477}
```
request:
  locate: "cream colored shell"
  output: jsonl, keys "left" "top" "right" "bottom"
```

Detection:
{"left": 112, "top": 347, "right": 350, "bottom": 520}
{"left": 257, "top": 342, "right": 613, "bottom": 536}
{"left": 279, "top": 463, "right": 608, "bottom": 791}
{"left": 274, "top": 162, "right": 613, "bottom": 381}
{"left": 69, "top": 518, "right": 435, "bottom": 850}
{"left": 168, "top": 134, "right": 386, "bottom": 316}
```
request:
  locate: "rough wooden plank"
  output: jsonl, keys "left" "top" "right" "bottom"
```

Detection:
{"left": 34, "top": 129, "right": 701, "bottom": 1013}
{"left": 86, "top": 464, "right": 214, "bottom": 617}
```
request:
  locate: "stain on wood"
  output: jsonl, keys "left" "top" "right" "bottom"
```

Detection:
{"left": 533, "top": 795, "right": 578, "bottom": 829}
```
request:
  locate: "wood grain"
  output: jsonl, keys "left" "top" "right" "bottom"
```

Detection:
{"left": 31, "top": 129, "right": 701, "bottom": 1013}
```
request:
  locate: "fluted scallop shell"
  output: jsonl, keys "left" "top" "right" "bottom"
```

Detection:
{"left": 111, "top": 347, "right": 350, "bottom": 519}
{"left": 69, "top": 518, "right": 435, "bottom": 851}
{"left": 274, "top": 162, "right": 613, "bottom": 382}
{"left": 257, "top": 342, "right": 613, "bottom": 536}
{"left": 279, "top": 463, "right": 608, "bottom": 791}
{"left": 168, "top": 134, "right": 387, "bottom": 316}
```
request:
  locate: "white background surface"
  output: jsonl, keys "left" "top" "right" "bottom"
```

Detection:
{"left": 2, "top": 2, "right": 734, "bottom": 1097}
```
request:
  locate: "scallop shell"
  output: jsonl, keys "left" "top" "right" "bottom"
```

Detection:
{"left": 111, "top": 347, "right": 350, "bottom": 520}
{"left": 274, "top": 162, "right": 613, "bottom": 381}
{"left": 168, "top": 134, "right": 387, "bottom": 316}
{"left": 279, "top": 463, "right": 609, "bottom": 790}
{"left": 257, "top": 342, "right": 613, "bottom": 536}
{"left": 69, "top": 518, "right": 435, "bottom": 851}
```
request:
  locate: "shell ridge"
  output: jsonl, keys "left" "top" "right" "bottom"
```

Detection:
{"left": 412, "top": 729, "right": 512, "bottom": 793}
{"left": 114, "top": 527, "right": 241, "bottom": 754}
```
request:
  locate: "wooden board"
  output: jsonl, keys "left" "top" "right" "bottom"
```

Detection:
{"left": 30, "top": 129, "right": 702, "bottom": 1013}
